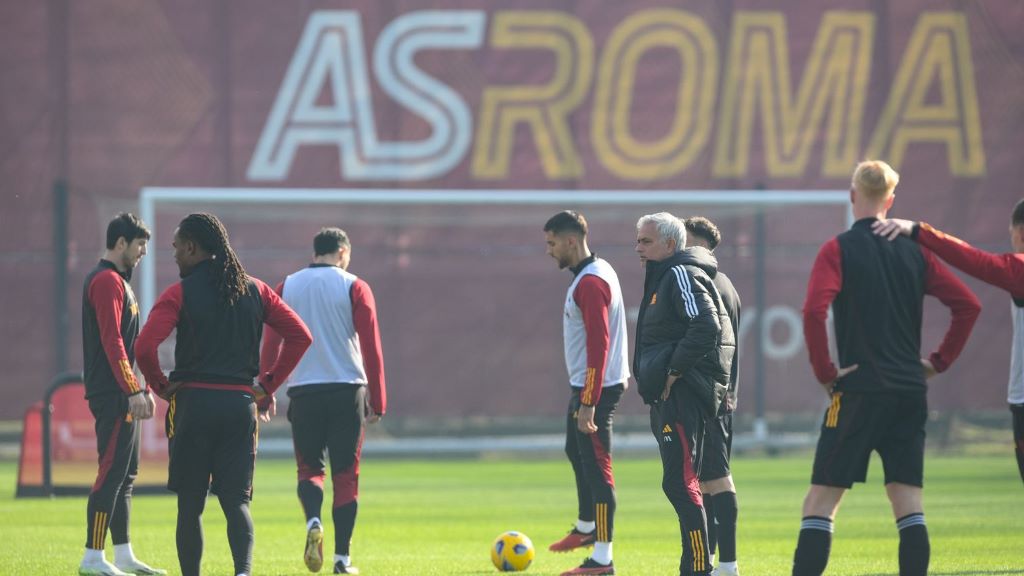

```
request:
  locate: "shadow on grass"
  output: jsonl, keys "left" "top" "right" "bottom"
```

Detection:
{"left": 863, "top": 572, "right": 1024, "bottom": 576}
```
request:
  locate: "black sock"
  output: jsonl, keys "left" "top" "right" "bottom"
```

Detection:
{"left": 792, "top": 516, "right": 832, "bottom": 576}
{"left": 712, "top": 492, "right": 738, "bottom": 563}
{"left": 897, "top": 513, "right": 929, "bottom": 576}
{"left": 298, "top": 479, "right": 325, "bottom": 523}
{"left": 703, "top": 494, "right": 716, "bottom": 557}
{"left": 334, "top": 501, "right": 358, "bottom": 556}
{"left": 220, "top": 495, "right": 254, "bottom": 576}
{"left": 176, "top": 491, "right": 207, "bottom": 576}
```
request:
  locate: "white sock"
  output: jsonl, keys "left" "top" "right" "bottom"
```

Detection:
{"left": 592, "top": 542, "right": 612, "bottom": 565}
{"left": 335, "top": 554, "right": 351, "bottom": 567}
{"left": 82, "top": 549, "right": 105, "bottom": 564}
{"left": 710, "top": 553, "right": 715, "bottom": 567}
{"left": 719, "top": 560, "right": 738, "bottom": 571}
{"left": 307, "top": 517, "right": 322, "bottom": 531}
{"left": 576, "top": 519, "right": 596, "bottom": 533}
{"left": 113, "top": 543, "right": 136, "bottom": 565}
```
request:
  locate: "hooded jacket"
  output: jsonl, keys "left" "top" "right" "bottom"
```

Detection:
{"left": 633, "top": 247, "right": 736, "bottom": 414}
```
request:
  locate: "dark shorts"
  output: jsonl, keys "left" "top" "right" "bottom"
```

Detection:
{"left": 288, "top": 384, "right": 367, "bottom": 480}
{"left": 699, "top": 413, "right": 732, "bottom": 482}
{"left": 166, "top": 387, "right": 257, "bottom": 500}
{"left": 811, "top": 391, "right": 927, "bottom": 489}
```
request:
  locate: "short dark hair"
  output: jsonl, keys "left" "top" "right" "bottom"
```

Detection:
{"left": 543, "top": 210, "right": 588, "bottom": 237}
{"left": 1013, "top": 199, "right": 1024, "bottom": 227}
{"left": 684, "top": 216, "right": 721, "bottom": 250}
{"left": 314, "top": 227, "right": 350, "bottom": 256}
{"left": 105, "top": 212, "right": 150, "bottom": 250}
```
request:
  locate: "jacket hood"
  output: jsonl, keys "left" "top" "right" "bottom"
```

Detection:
{"left": 679, "top": 246, "right": 718, "bottom": 278}
{"left": 646, "top": 247, "right": 718, "bottom": 280}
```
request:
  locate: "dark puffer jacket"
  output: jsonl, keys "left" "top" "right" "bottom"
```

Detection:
{"left": 633, "top": 247, "right": 736, "bottom": 415}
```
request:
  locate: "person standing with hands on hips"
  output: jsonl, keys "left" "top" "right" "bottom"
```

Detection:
{"left": 136, "top": 213, "right": 311, "bottom": 576}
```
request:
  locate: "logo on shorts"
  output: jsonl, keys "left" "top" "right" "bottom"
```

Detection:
{"left": 661, "top": 424, "right": 673, "bottom": 443}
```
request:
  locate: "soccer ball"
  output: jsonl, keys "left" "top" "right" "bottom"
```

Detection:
{"left": 491, "top": 531, "right": 535, "bottom": 572}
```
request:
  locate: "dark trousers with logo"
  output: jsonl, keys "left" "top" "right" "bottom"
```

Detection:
{"left": 86, "top": 392, "right": 140, "bottom": 550}
{"left": 651, "top": 385, "right": 711, "bottom": 575}
{"left": 565, "top": 384, "right": 623, "bottom": 543}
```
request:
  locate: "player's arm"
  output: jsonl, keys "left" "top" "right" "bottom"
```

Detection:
{"left": 668, "top": 267, "right": 721, "bottom": 382}
{"left": 916, "top": 223, "right": 1024, "bottom": 299}
{"left": 258, "top": 281, "right": 286, "bottom": 378}
{"left": 574, "top": 275, "right": 611, "bottom": 407}
{"left": 256, "top": 280, "right": 312, "bottom": 395}
{"left": 803, "top": 238, "right": 842, "bottom": 385}
{"left": 352, "top": 279, "right": 386, "bottom": 417}
{"left": 256, "top": 281, "right": 286, "bottom": 415}
{"left": 922, "top": 248, "right": 982, "bottom": 373}
{"left": 574, "top": 274, "right": 612, "bottom": 433}
{"left": 136, "top": 283, "right": 184, "bottom": 397}
{"left": 89, "top": 272, "right": 143, "bottom": 396}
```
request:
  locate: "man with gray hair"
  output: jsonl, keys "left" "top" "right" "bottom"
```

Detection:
{"left": 633, "top": 212, "right": 735, "bottom": 576}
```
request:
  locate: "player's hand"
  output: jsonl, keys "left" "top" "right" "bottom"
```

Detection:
{"left": 824, "top": 364, "right": 859, "bottom": 395}
{"left": 367, "top": 413, "right": 382, "bottom": 425}
{"left": 127, "top": 393, "right": 150, "bottom": 420}
{"left": 872, "top": 218, "right": 915, "bottom": 241}
{"left": 143, "top": 389, "right": 156, "bottom": 419}
{"left": 252, "top": 383, "right": 268, "bottom": 401}
{"left": 156, "top": 381, "right": 182, "bottom": 401}
{"left": 921, "top": 358, "right": 938, "bottom": 379}
{"left": 661, "top": 374, "right": 679, "bottom": 402}
{"left": 257, "top": 394, "right": 276, "bottom": 423}
{"left": 576, "top": 404, "right": 598, "bottom": 434}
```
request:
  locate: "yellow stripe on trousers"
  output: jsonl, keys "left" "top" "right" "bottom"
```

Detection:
{"left": 826, "top": 392, "right": 843, "bottom": 428}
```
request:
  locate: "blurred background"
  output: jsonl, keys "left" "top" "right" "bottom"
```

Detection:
{"left": 2, "top": 1, "right": 1022, "bottom": 477}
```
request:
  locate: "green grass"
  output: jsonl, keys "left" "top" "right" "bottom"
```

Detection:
{"left": 1, "top": 453, "right": 1021, "bottom": 575}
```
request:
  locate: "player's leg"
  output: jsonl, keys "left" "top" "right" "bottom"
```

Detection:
{"left": 657, "top": 389, "right": 710, "bottom": 576}
{"left": 879, "top": 393, "right": 929, "bottom": 576}
{"left": 325, "top": 385, "right": 366, "bottom": 574}
{"left": 167, "top": 389, "right": 218, "bottom": 576}
{"left": 288, "top": 390, "right": 331, "bottom": 571}
{"left": 1012, "top": 403, "right": 1024, "bottom": 484}
{"left": 82, "top": 394, "right": 134, "bottom": 576}
{"left": 561, "top": 384, "right": 623, "bottom": 575}
{"left": 108, "top": 420, "right": 165, "bottom": 575}
{"left": 210, "top": 390, "right": 258, "bottom": 576}
{"left": 550, "top": 390, "right": 596, "bottom": 553}
{"left": 176, "top": 489, "right": 208, "bottom": 576}
{"left": 793, "top": 392, "right": 874, "bottom": 576}
{"left": 699, "top": 413, "right": 738, "bottom": 574}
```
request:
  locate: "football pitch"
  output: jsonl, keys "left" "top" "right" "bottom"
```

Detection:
{"left": 0, "top": 453, "right": 1021, "bottom": 575}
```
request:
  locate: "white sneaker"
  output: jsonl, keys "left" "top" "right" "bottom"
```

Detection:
{"left": 79, "top": 558, "right": 130, "bottom": 576}
{"left": 711, "top": 565, "right": 739, "bottom": 576}
{"left": 114, "top": 559, "right": 168, "bottom": 575}
{"left": 305, "top": 522, "right": 325, "bottom": 572}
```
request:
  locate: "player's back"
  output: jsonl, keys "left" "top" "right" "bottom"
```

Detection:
{"left": 832, "top": 218, "right": 928, "bottom": 393}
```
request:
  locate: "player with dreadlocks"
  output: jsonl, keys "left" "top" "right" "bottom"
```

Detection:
{"left": 137, "top": 213, "right": 312, "bottom": 576}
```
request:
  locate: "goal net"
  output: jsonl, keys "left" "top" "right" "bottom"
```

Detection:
{"left": 137, "top": 187, "right": 850, "bottom": 449}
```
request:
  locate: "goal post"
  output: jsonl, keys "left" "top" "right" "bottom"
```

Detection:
{"left": 138, "top": 187, "right": 851, "bottom": 448}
